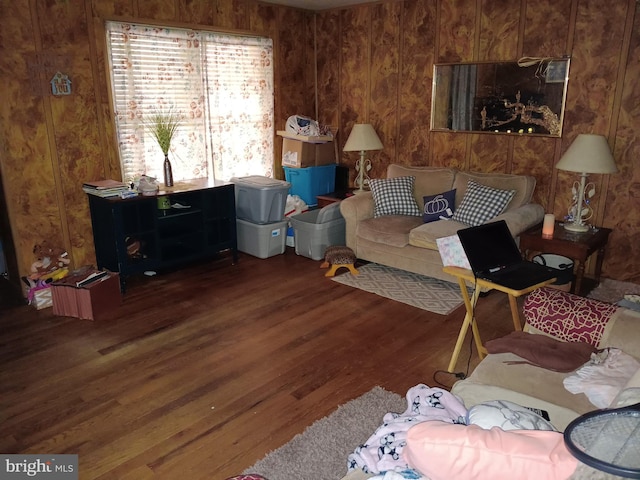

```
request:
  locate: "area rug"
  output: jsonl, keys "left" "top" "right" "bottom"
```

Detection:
{"left": 243, "top": 386, "right": 405, "bottom": 480}
{"left": 587, "top": 278, "right": 640, "bottom": 305}
{"left": 240, "top": 386, "right": 619, "bottom": 480}
{"left": 331, "top": 263, "right": 467, "bottom": 315}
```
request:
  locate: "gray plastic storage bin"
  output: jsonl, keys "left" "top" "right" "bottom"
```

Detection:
{"left": 236, "top": 219, "right": 287, "bottom": 259}
{"left": 231, "top": 176, "right": 290, "bottom": 224}
{"left": 289, "top": 203, "right": 346, "bottom": 261}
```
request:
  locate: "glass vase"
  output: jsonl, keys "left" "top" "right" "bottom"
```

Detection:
{"left": 163, "top": 154, "right": 174, "bottom": 187}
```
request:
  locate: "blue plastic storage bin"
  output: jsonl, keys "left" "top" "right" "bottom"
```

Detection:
{"left": 283, "top": 164, "right": 336, "bottom": 207}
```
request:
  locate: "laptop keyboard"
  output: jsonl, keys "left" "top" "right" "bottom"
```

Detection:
{"left": 481, "top": 262, "right": 557, "bottom": 288}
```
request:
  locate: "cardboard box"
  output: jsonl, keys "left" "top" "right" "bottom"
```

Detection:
{"left": 276, "top": 130, "right": 333, "bottom": 142}
{"left": 52, "top": 270, "right": 121, "bottom": 320}
{"left": 281, "top": 136, "right": 336, "bottom": 168}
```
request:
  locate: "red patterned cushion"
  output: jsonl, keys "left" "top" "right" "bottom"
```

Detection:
{"left": 523, "top": 287, "right": 618, "bottom": 346}
{"left": 225, "top": 476, "right": 268, "bottom": 480}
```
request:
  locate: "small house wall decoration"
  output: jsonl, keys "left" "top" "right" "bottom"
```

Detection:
{"left": 50, "top": 72, "right": 71, "bottom": 96}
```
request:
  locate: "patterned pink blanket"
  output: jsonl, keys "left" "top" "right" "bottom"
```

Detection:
{"left": 523, "top": 287, "right": 618, "bottom": 347}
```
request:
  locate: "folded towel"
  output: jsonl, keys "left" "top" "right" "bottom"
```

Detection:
{"left": 485, "top": 331, "right": 596, "bottom": 373}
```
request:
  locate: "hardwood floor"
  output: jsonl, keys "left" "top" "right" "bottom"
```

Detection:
{"left": 0, "top": 249, "right": 516, "bottom": 479}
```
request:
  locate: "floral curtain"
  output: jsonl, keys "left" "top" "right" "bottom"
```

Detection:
{"left": 106, "top": 22, "right": 274, "bottom": 183}
{"left": 203, "top": 33, "right": 274, "bottom": 181}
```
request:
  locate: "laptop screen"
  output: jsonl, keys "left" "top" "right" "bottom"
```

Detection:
{"left": 457, "top": 220, "right": 523, "bottom": 275}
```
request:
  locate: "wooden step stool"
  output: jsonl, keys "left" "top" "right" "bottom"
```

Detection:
{"left": 321, "top": 245, "right": 359, "bottom": 277}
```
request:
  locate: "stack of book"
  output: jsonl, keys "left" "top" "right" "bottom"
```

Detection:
{"left": 83, "top": 179, "right": 136, "bottom": 198}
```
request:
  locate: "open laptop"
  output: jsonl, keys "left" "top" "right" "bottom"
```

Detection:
{"left": 456, "top": 220, "right": 558, "bottom": 290}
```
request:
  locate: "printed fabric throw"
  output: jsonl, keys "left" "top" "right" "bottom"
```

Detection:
{"left": 524, "top": 287, "right": 618, "bottom": 346}
{"left": 347, "top": 384, "right": 467, "bottom": 476}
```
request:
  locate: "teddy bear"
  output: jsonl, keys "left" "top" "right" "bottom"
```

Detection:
{"left": 29, "top": 241, "right": 71, "bottom": 283}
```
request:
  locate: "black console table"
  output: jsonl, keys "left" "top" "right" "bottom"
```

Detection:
{"left": 87, "top": 179, "right": 237, "bottom": 291}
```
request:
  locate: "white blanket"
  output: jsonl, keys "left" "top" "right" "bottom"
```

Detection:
{"left": 347, "top": 384, "right": 467, "bottom": 476}
{"left": 563, "top": 348, "right": 640, "bottom": 408}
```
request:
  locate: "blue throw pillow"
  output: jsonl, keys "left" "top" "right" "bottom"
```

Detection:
{"left": 423, "top": 189, "right": 456, "bottom": 223}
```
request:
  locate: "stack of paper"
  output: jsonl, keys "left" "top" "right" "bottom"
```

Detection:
{"left": 83, "top": 179, "right": 131, "bottom": 198}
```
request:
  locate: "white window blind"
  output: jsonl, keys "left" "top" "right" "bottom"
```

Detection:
{"left": 106, "top": 21, "right": 274, "bottom": 183}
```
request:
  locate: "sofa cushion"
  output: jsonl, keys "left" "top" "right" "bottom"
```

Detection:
{"left": 524, "top": 287, "right": 619, "bottom": 346}
{"left": 452, "top": 351, "right": 597, "bottom": 430}
{"left": 423, "top": 189, "right": 456, "bottom": 223}
{"left": 387, "top": 165, "right": 456, "bottom": 210}
{"left": 369, "top": 176, "right": 421, "bottom": 218}
{"left": 409, "top": 218, "right": 468, "bottom": 250}
{"left": 403, "top": 421, "right": 577, "bottom": 480}
{"left": 358, "top": 215, "right": 424, "bottom": 248}
{"left": 453, "top": 171, "right": 536, "bottom": 211}
{"left": 598, "top": 307, "right": 640, "bottom": 359}
{"left": 611, "top": 368, "right": 640, "bottom": 407}
{"left": 451, "top": 180, "right": 516, "bottom": 226}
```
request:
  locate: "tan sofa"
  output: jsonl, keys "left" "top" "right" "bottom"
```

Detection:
{"left": 341, "top": 288, "right": 640, "bottom": 480}
{"left": 452, "top": 288, "right": 640, "bottom": 430}
{"left": 339, "top": 164, "right": 545, "bottom": 284}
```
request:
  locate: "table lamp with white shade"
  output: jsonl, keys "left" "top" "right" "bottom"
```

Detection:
{"left": 555, "top": 134, "right": 617, "bottom": 232}
{"left": 343, "top": 124, "right": 383, "bottom": 194}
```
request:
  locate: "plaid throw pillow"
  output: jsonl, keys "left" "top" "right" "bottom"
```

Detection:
{"left": 452, "top": 180, "right": 515, "bottom": 226}
{"left": 369, "top": 176, "right": 421, "bottom": 218}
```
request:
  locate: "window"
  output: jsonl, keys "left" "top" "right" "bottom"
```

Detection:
{"left": 106, "top": 21, "right": 274, "bottom": 183}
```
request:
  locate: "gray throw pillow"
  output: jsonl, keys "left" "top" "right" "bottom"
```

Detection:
{"left": 369, "top": 176, "right": 421, "bottom": 218}
{"left": 452, "top": 180, "right": 515, "bottom": 226}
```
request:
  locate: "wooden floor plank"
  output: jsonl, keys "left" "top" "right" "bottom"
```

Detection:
{"left": 1, "top": 249, "right": 515, "bottom": 479}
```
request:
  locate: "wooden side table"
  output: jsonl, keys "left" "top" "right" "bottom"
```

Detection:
{"left": 519, "top": 222, "right": 612, "bottom": 296}
{"left": 316, "top": 190, "right": 355, "bottom": 208}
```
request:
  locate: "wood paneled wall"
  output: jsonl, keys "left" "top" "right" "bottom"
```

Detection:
{"left": 0, "top": 0, "right": 316, "bottom": 290}
{"left": 316, "top": 0, "right": 640, "bottom": 283}
{"left": 1, "top": 0, "right": 638, "bottom": 289}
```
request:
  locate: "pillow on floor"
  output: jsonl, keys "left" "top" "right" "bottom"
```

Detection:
{"left": 369, "top": 176, "right": 421, "bottom": 218}
{"left": 404, "top": 421, "right": 577, "bottom": 480}
{"left": 452, "top": 180, "right": 515, "bottom": 226}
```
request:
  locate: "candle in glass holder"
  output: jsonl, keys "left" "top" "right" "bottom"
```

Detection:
{"left": 542, "top": 214, "right": 555, "bottom": 239}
